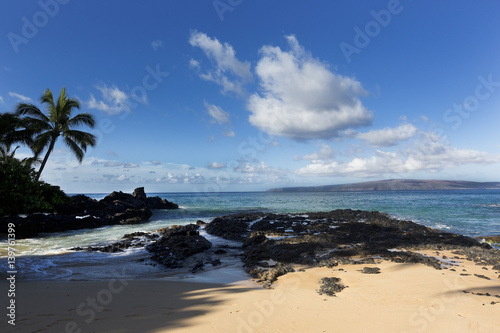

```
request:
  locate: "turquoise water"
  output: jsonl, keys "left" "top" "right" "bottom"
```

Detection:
{"left": 149, "top": 190, "right": 500, "bottom": 237}
{"left": 2, "top": 190, "right": 500, "bottom": 280}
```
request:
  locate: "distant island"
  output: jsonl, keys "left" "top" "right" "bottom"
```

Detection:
{"left": 268, "top": 179, "right": 500, "bottom": 192}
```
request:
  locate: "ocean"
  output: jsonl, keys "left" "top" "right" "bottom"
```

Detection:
{"left": 2, "top": 190, "right": 500, "bottom": 282}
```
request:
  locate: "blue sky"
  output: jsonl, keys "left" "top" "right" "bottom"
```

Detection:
{"left": 1, "top": 0, "right": 500, "bottom": 193}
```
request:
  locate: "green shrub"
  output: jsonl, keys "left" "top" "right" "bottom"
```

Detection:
{"left": 0, "top": 155, "right": 68, "bottom": 215}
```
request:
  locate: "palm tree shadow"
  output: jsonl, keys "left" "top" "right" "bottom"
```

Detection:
{"left": 95, "top": 281, "right": 253, "bottom": 333}
{"left": 6, "top": 280, "right": 254, "bottom": 333}
{"left": 440, "top": 285, "right": 500, "bottom": 299}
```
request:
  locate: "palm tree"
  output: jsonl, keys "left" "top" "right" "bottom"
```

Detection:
{"left": 16, "top": 87, "right": 96, "bottom": 180}
{"left": 0, "top": 112, "right": 34, "bottom": 158}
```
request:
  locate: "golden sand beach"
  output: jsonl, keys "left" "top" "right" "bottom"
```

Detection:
{"left": 3, "top": 250, "right": 499, "bottom": 333}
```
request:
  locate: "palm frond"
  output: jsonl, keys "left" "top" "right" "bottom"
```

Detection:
{"left": 64, "top": 136, "right": 85, "bottom": 162}
{"left": 15, "top": 103, "right": 50, "bottom": 122}
{"left": 64, "top": 97, "right": 80, "bottom": 111}
{"left": 32, "top": 131, "right": 54, "bottom": 156}
{"left": 21, "top": 117, "right": 53, "bottom": 133}
{"left": 67, "top": 113, "right": 96, "bottom": 128}
{"left": 41, "top": 89, "right": 58, "bottom": 121}
{"left": 0, "top": 113, "right": 35, "bottom": 151}
{"left": 64, "top": 129, "right": 97, "bottom": 149}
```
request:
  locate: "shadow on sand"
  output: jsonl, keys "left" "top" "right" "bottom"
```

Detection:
{"left": 1, "top": 279, "right": 255, "bottom": 333}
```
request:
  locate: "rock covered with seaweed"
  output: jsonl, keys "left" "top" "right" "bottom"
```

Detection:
{"left": 204, "top": 209, "right": 500, "bottom": 287}
{"left": 68, "top": 208, "right": 500, "bottom": 288}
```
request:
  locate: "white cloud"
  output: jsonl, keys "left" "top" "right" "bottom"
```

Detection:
{"left": 0, "top": 96, "right": 4, "bottom": 103}
{"left": 222, "top": 129, "right": 235, "bottom": 137}
{"left": 189, "top": 31, "right": 252, "bottom": 96}
{"left": 117, "top": 174, "right": 128, "bottom": 181}
{"left": 151, "top": 39, "right": 163, "bottom": 51}
{"left": 8, "top": 92, "right": 32, "bottom": 103}
{"left": 208, "top": 161, "right": 226, "bottom": 169}
{"left": 356, "top": 123, "right": 417, "bottom": 147}
{"left": 91, "top": 160, "right": 140, "bottom": 168}
{"left": 301, "top": 144, "right": 335, "bottom": 160}
{"left": 233, "top": 160, "right": 281, "bottom": 175}
{"left": 205, "top": 102, "right": 231, "bottom": 124}
{"left": 189, "top": 58, "right": 200, "bottom": 70}
{"left": 105, "top": 162, "right": 139, "bottom": 168}
{"left": 88, "top": 84, "right": 133, "bottom": 114}
{"left": 247, "top": 35, "right": 372, "bottom": 141}
{"left": 296, "top": 131, "right": 500, "bottom": 178}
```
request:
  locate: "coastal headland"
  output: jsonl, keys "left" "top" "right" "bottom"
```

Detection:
{"left": 268, "top": 179, "right": 500, "bottom": 192}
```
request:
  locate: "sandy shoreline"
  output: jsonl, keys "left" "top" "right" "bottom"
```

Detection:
{"left": 2, "top": 250, "right": 499, "bottom": 333}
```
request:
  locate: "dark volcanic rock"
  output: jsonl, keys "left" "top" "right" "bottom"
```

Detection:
{"left": 318, "top": 277, "right": 347, "bottom": 296}
{"left": 57, "top": 195, "right": 104, "bottom": 215}
{"left": 1, "top": 187, "right": 179, "bottom": 239}
{"left": 362, "top": 267, "right": 381, "bottom": 274}
{"left": 205, "top": 213, "right": 265, "bottom": 240}
{"left": 247, "top": 262, "right": 295, "bottom": 288}
{"left": 451, "top": 247, "right": 500, "bottom": 265}
{"left": 146, "top": 196, "right": 179, "bottom": 209}
{"left": 71, "top": 230, "right": 160, "bottom": 253}
{"left": 206, "top": 209, "right": 500, "bottom": 288}
{"left": 146, "top": 224, "right": 212, "bottom": 268}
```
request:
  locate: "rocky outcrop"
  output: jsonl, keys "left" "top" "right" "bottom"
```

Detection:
{"left": 317, "top": 277, "right": 347, "bottom": 296}
{"left": 70, "top": 231, "right": 160, "bottom": 253}
{"left": 1, "top": 187, "right": 178, "bottom": 238}
{"left": 246, "top": 263, "right": 295, "bottom": 289}
{"left": 205, "top": 213, "right": 264, "bottom": 241}
{"left": 34, "top": 208, "right": 500, "bottom": 290}
{"left": 146, "top": 224, "right": 212, "bottom": 268}
{"left": 362, "top": 267, "right": 381, "bottom": 274}
{"left": 204, "top": 209, "right": 500, "bottom": 286}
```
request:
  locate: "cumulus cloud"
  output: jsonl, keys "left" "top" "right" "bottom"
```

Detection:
{"left": 299, "top": 144, "right": 336, "bottom": 161}
{"left": 205, "top": 102, "right": 231, "bottom": 124}
{"left": 208, "top": 161, "right": 226, "bottom": 169}
{"left": 233, "top": 160, "right": 285, "bottom": 176}
{"left": 9, "top": 92, "right": 32, "bottom": 103}
{"left": 189, "top": 31, "right": 252, "bottom": 96}
{"left": 356, "top": 123, "right": 417, "bottom": 147}
{"left": 88, "top": 84, "right": 132, "bottom": 114}
{"left": 155, "top": 172, "right": 205, "bottom": 184}
{"left": 247, "top": 35, "right": 372, "bottom": 141}
{"left": 151, "top": 39, "right": 163, "bottom": 51}
{"left": 296, "top": 131, "right": 500, "bottom": 178}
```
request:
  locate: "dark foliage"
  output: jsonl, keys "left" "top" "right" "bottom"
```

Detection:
{"left": 0, "top": 155, "right": 68, "bottom": 215}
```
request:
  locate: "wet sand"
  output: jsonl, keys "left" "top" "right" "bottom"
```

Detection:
{"left": 2, "top": 250, "right": 499, "bottom": 333}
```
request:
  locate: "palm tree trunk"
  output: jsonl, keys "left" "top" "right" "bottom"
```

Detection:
{"left": 36, "top": 138, "right": 56, "bottom": 181}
